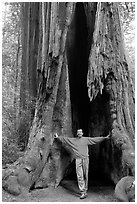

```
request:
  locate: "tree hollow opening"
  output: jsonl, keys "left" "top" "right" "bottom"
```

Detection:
{"left": 66, "top": 3, "right": 90, "bottom": 136}
{"left": 66, "top": 3, "right": 113, "bottom": 186}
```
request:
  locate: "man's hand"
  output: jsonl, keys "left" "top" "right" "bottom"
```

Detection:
{"left": 54, "top": 133, "right": 59, "bottom": 138}
{"left": 105, "top": 133, "right": 111, "bottom": 139}
{"left": 51, "top": 133, "right": 59, "bottom": 145}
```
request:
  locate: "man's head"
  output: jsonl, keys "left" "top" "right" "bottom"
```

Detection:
{"left": 77, "top": 129, "right": 83, "bottom": 138}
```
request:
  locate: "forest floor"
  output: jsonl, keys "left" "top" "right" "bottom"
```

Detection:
{"left": 2, "top": 179, "right": 117, "bottom": 202}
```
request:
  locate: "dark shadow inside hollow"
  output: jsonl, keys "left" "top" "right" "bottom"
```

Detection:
{"left": 63, "top": 91, "right": 114, "bottom": 186}
{"left": 66, "top": 2, "right": 90, "bottom": 137}
{"left": 66, "top": 3, "right": 113, "bottom": 186}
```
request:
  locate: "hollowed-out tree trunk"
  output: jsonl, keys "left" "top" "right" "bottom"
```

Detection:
{"left": 3, "top": 2, "right": 134, "bottom": 196}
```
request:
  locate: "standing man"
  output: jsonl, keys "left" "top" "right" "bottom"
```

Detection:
{"left": 54, "top": 129, "right": 110, "bottom": 199}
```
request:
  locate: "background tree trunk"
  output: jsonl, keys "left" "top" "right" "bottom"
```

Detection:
{"left": 18, "top": 3, "right": 40, "bottom": 149}
{"left": 13, "top": 34, "right": 21, "bottom": 129}
{"left": 3, "top": 2, "right": 134, "bottom": 196}
{"left": 20, "top": 2, "right": 29, "bottom": 110}
{"left": 20, "top": 3, "right": 39, "bottom": 107}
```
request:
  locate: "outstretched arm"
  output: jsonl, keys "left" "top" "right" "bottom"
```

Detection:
{"left": 53, "top": 133, "right": 66, "bottom": 142}
{"left": 53, "top": 133, "right": 65, "bottom": 144}
{"left": 87, "top": 133, "right": 111, "bottom": 145}
{"left": 53, "top": 133, "right": 74, "bottom": 146}
{"left": 53, "top": 133, "right": 74, "bottom": 157}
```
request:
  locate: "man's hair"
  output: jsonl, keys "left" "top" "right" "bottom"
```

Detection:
{"left": 77, "top": 129, "right": 83, "bottom": 133}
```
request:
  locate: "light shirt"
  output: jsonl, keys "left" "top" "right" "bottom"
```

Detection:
{"left": 57, "top": 136, "right": 106, "bottom": 159}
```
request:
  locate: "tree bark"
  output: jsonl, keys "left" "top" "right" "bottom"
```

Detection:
{"left": 20, "top": 2, "right": 29, "bottom": 110}
{"left": 3, "top": 2, "right": 134, "bottom": 196}
{"left": 86, "top": 2, "right": 134, "bottom": 182}
{"left": 3, "top": 2, "right": 75, "bottom": 195}
{"left": 20, "top": 3, "right": 39, "bottom": 106}
{"left": 18, "top": 3, "right": 40, "bottom": 148}
{"left": 13, "top": 34, "right": 21, "bottom": 128}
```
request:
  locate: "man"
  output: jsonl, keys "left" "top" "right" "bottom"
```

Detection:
{"left": 54, "top": 129, "right": 110, "bottom": 199}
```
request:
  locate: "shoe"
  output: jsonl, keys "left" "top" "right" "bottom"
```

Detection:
{"left": 80, "top": 192, "right": 88, "bottom": 199}
{"left": 85, "top": 192, "right": 88, "bottom": 197}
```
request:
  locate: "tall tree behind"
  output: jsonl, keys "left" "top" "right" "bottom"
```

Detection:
{"left": 19, "top": 3, "right": 40, "bottom": 149}
{"left": 20, "top": 3, "right": 39, "bottom": 107}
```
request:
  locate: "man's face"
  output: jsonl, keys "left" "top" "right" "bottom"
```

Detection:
{"left": 77, "top": 129, "right": 83, "bottom": 138}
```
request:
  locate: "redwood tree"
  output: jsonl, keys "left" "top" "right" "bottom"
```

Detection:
{"left": 3, "top": 2, "right": 135, "bottom": 196}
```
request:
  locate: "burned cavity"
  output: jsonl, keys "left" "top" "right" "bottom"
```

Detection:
{"left": 66, "top": 2, "right": 113, "bottom": 186}
{"left": 66, "top": 3, "right": 90, "bottom": 136}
